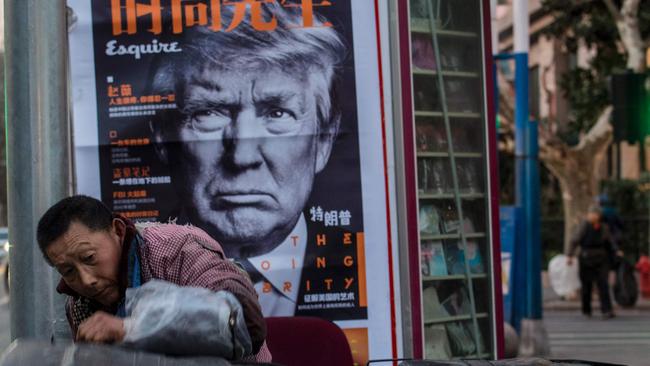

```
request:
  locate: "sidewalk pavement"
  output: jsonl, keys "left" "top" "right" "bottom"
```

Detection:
{"left": 544, "top": 308, "right": 650, "bottom": 366}
{"left": 540, "top": 271, "right": 650, "bottom": 366}
{"left": 542, "top": 270, "right": 650, "bottom": 311}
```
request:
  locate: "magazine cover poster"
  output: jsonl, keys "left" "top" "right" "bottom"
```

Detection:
{"left": 69, "top": 1, "right": 398, "bottom": 363}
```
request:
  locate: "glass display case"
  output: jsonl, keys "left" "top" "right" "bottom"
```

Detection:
{"left": 396, "top": 0, "right": 502, "bottom": 360}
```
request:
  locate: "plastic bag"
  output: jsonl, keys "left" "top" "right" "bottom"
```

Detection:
{"left": 548, "top": 254, "right": 580, "bottom": 297}
{"left": 614, "top": 257, "right": 638, "bottom": 307}
{"left": 121, "top": 279, "right": 252, "bottom": 359}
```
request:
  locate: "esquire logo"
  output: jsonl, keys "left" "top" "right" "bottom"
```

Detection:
{"left": 105, "top": 39, "right": 182, "bottom": 60}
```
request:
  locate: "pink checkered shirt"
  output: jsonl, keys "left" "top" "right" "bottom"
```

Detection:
{"left": 64, "top": 222, "right": 271, "bottom": 363}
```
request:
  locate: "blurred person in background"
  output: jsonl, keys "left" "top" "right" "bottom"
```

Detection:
{"left": 567, "top": 205, "right": 622, "bottom": 319}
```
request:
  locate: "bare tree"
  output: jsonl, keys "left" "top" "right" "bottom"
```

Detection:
{"left": 498, "top": 0, "right": 647, "bottom": 252}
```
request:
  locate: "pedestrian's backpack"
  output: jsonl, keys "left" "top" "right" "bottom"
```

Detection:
{"left": 614, "top": 257, "right": 638, "bottom": 307}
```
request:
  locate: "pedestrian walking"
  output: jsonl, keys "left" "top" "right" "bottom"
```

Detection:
{"left": 599, "top": 194, "right": 625, "bottom": 249}
{"left": 567, "top": 205, "right": 622, "bottom": 319}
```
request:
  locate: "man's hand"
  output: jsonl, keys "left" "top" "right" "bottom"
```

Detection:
{"left": 616, "top": 250, "right": 624, "bottom": 257}
{"left": 77, "top": 311, "right": 125, "bottom": 344}
{"left": 566, "top": 256, "right": 574, "bottom": 266}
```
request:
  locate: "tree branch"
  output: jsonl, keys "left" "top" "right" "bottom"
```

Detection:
{"left": 575, "top": 106, "right": 613, "bottom": 154}
{"left": 540, "top": 107, "right": 613, "bottom": 182}
{"left": 540, "top": 139, "right": 568, "bottom": 168}
{"left": 610, "top": 0, "right": 645, "bottom": 71}
{"left": 602, "top": 0, "right": 622, "bottom": 21}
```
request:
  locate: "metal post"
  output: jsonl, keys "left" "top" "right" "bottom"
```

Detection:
{"left": 512, "top": 0, "right": 529, "bottom": 334}
{"left": 512, "top": 0, "right": 549, "bottom": 356}
{"left": 525, "top": 121, "right": 542, "bottom": 320}
{"left": 491, "top": 0, "right": 499, "bottom": 122}
{"left": 389, "top": 0, "right": 415, "bottom": 357}
{"left": 5, "top": 0, "right": 72, "bottom": 340}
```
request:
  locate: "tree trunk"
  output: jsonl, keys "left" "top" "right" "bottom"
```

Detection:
{"left": 540, "top": 107, "right": 613, "bottom": 253}
{"left": 555, "top": 159, "right": 603, "bottom": 254}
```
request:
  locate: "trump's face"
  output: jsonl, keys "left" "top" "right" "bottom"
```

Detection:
{"left": 160, "top": 64, "right": 336, "bottom": 258}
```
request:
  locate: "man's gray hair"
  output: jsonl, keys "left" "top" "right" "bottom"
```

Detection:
{"left": 149, "top": 1, "right": 346, "bottom": 134}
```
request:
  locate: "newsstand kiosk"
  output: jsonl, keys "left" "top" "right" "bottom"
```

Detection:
{"left": 391, "top": 0, "right": 504, "bottom": 361}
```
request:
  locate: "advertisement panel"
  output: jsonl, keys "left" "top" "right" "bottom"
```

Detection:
{"left": 68, "top": 0, "right": 398, "bottom": 363}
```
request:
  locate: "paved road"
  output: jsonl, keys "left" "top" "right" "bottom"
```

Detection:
{"left": 545, "top": 309, "right": 650, "bottom": 366}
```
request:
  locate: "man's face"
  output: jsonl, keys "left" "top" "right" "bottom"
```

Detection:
{"left": 46, "top": 220, "right": 125, "bottom": 307}
{"left": 162, "top": 64, "right": 335, "bottom": 258}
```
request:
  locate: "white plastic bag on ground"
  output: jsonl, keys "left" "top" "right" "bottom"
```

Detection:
{"left": 548, "top": 254, "right": 580, "bottom": 297}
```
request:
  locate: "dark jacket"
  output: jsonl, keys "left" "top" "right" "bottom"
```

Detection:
{"left": 568, "top": 221, "right": 618, "bottom": 261}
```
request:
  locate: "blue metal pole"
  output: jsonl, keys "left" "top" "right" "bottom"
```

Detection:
{"left": 514, "top": 53, "right": 528, "bottom": 161}
{"left": 513, "top": 51, "right": 529, "bottom": 328}
{"left": 526, "top": 121, "right": 542, "bottom": 319}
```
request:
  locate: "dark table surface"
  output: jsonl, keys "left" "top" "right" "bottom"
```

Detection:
{"left": 0, "top": 340, "right": 281, "bottom": 366}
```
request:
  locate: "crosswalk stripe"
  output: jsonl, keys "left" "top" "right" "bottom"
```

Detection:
{"left": 551, "top": 332, "right": 650, "bottom": 339}
{"left": 551, "top": 339, "right": 650, "bottom": 346}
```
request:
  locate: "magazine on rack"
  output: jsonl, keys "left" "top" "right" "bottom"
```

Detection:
{"left": 421, "top": 240, "right": 448, "bottom": 277}
{"left": 440, "top": 286, "right": 483, "bottom": 356}
{"left": 441, "top": 211, "right": 484, "bottom": 275}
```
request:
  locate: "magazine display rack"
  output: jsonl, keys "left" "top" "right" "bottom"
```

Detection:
{"left": 408, "top": 0, "right": 494, "bottom": 360}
